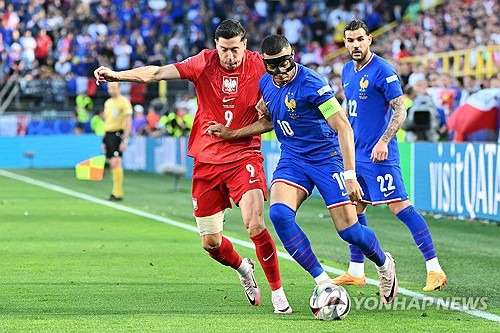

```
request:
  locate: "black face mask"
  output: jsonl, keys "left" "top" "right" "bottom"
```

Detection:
{"left": 262, "top": 54, "right": 295, "bottom": 75}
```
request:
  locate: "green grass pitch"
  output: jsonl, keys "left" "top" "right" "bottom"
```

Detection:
{"left": 0, "top": 169, "right": 499, "bottom": 332}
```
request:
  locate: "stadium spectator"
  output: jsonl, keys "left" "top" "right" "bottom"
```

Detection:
{"left": 74, "top": 91, "right": 94, "bottom": 134}
{"left": 34, "top": 29, "right": 52, "bottom": 66}
{"left": 131, "top": 104, "right": 148, "bottom": 136}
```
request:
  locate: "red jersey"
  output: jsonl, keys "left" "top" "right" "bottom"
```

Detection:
{"left": 174, "top": 49, "right": 265, "bottom": 164}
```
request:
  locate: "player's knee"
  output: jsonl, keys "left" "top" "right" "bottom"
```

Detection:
{"left": 196, "top": 211, "right": 224, "bottom": 248}
{"left": 269, "top": 203, "right": 296, "bottom": 228}
{"left": 338, "top": 223, "right": 363, "bottom": 245}
{"left": 242, "top": 212, "right": 265, "bottom": 236}
{"left": 201, "top": 236, "right": 221, "bottom": 253}
{"left": 388, "top": 200, "right": 410, "bottom": 215}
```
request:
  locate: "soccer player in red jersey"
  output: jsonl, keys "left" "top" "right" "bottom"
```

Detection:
{"left": 94, "top": 20, "right": 291, "bottom": 314}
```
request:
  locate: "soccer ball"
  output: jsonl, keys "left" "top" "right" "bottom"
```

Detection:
{"left": 309, "top": 282, "right": 351, "bottom": 320}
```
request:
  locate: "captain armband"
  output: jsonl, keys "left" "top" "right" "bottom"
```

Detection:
{"left": 318, "top": 98, "right": 342, "bottom": 119}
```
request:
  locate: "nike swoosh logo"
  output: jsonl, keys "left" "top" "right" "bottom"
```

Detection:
{"left": 341, "top": 191, "right": 347, "bottom": 196}
{"left": 249, "top": 179, "right": 259, "bottom": 184}
{"left": 291, "top": 249, "right": 298, "bottom": 257}
{"left": 343, "top": 82, "right": 349, "bottom": 88}
{"left": 383, "top": 191, "right": 395, "bottom": 198}
{"left": 222, "top": 97, "right": 235, "bottom": 103}
{"left": 263, "top": 253, "right": 274, "bottom": 261}
{"left": 265, "top": 101, "right": 270, "bottom": 105}
{"left": 383, "top": 276, "right": 397, "bottom": 303}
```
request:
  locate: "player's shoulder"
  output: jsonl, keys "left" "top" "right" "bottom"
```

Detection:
{"left": 372, "top": 54, "right": 396, "bottom": 74}
{"left": 343, "top": 60, "right": 354, "bottom": 72}
{"left": 245, "top": 50, "right": 265, "bottom": 74}
{"left": 259, "top": 73, "right": 272, "bottom": 89}
{"left": 300, "top": 64, "right": 327, "bottom": 86}
{"left": 180, "top": 49, "right": 217, "bottom": 66}
{"left": 245, "top": 50, "right": 262, "bottom": 62}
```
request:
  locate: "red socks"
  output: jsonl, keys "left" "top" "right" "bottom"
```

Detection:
{"left": 209, "top": 236, "right": 242, "bottom": 269}
{"left": 251, "top": 229, "right": 282, "bottom": 291}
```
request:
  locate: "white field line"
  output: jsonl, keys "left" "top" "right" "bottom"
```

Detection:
{"left": 1, "top": 169, "right": 499, "bottom": 323}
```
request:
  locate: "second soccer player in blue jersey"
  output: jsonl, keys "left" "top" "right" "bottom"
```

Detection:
{"left": 334, "top": 20, "right": 447, "bottom": 291}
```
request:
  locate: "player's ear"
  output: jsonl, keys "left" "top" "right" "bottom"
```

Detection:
{"left": 368, "top": 34, "right": 373, "bottom": 46}
{"left": 242, "top": 38, "right": 247, "bottom": 49}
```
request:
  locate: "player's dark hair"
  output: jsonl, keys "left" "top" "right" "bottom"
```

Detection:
{"left": 344, "top": 19, "right": 370, "bottom": 36}
{"left": 261, "top": 35, "right": 290, "bottom": 55}
{"left": 215, "top": 19, "right": 246, "bottom": 41}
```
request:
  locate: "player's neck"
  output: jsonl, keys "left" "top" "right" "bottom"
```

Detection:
{"left": 354, "top": 51, "right": 373, "bottom": 71}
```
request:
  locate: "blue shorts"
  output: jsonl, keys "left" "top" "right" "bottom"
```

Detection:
{"left": 356, "top": 161, "right": 409, "bottom": 205}
{"left": 271, "top": 154, "right": 352, "bottom": 209}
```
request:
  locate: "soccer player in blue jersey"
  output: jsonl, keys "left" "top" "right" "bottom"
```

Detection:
{"left": 206, "top": 34, "right": 398, "bottom": 304}
{"left": 333, "top": 20, "right": 447, "bottom": 291}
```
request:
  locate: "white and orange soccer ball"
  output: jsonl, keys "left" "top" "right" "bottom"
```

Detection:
{"left": 309, "top": 282, "right": 351, "bottom": 320}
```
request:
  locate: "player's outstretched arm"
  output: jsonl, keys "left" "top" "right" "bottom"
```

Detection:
{"left": 327, "top": 110, "right": 364, "bottom": 201}
{"left": 205, "top": 116, "right": 274, "bottom": 139}
{"left": 371, "top": 95, "right": 407, "bottom": 162}
{"left": 94, "top": 64, "right": 181, "bottom": 85}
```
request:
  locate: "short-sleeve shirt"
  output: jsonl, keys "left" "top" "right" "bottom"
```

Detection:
{"left": 342, "top": 53, "right": 403, "bottom": 164}
{"left": 174, "top": 49, "right": 266, "bottom": 164}
{"left": 104, "top": 95, "right": 133, "bottom": 132}
{"left": 259, "top": 64, "right": 341, "bottom": 162}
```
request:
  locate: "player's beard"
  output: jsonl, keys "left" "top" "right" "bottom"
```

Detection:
{"left": 349, "top": 48, "right": 368, "bottom": 63}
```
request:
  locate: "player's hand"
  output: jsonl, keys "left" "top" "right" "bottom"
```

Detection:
{"left": 371, "top": 139, "right": 389, "bottom": 163}
{"left": 94, "top": 66, "right": 119, "bottom": 85}
{"left": 345, "top": 179, "right": 364, "bottom": 202}
{"left": 255, "top": 98, "right": 270, "bottom": 118}
{"left": 204, "top": 121, "right": 236, "bottom": 139}
{"left": 119, "top": 140, "right": 127, "bottom": 152}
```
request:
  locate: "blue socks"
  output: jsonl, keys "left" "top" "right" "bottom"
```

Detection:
{"left": 397, "top": 205, "right": 436, "bottom": 261}
{"left": 349, "top": 214, "right": 367, "bottom": 263}
{"left": 269, "top": 203, "right": 324, "bottom": 278}
{"left": 339, "top": 221, "right": 386, "bottom": 267}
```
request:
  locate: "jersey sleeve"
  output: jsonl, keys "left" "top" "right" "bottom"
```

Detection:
{"left": 376, "top": 62, "right": 403, "bottom": 102}
{"left": 122, "top": 97, "right": 133, "bottom": 115}
{"left": 174, "top": 50, "right": 208, "bottom": 82}
{"left": 304, "top": 70, "right": 341, "bottom": 118}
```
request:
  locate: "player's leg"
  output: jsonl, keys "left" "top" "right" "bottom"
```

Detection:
{"left": 388, "top": 200, "right": 447, "bottom": 291}
{"left": 229, "top": 157, "right": 291, "bottom": 313}
{"left": 313, "top": 159, "right": 397, "bottom": 303}
{"left": 333, "top": 201, "right": 369, "bottom": 286}
{"left": 269, "top": 162, "right": 331, "bottom": 285}
{"left": 192, "top": 163, "right": 260, "bottom": 306}
{"left": 329, "top": 204, "right": 398, "bottom": 304}
{"left": 104, "top": 132, "right": 124, "bottom": 200}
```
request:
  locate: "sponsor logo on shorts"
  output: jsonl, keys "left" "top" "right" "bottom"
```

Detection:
{"left": 192, "top": 198, "right": 198, "bottom": 210}
{"left": 249, "top": 179, "right": 259, "bottom": 184}
{"left": 383, "top": 191, "right": 395, "bottom": 198}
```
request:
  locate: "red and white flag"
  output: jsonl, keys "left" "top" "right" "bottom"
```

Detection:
{"left": 447, "top": 88, "right": 499, "bottom": 142}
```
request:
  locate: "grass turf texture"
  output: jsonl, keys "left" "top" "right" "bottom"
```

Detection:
{"left": 0, "top": 169, "right": 499, "bottom": 332}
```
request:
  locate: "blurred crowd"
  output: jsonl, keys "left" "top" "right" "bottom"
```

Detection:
{"left": 0, "top": 0, "right": 498, "bottom": 141}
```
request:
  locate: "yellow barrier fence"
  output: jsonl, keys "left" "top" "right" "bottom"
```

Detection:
{"left": 398, "top": 45, "right": 499, "bottom": 79}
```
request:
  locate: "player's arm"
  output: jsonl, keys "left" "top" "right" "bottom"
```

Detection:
{"left": 371, "top": 94, "right": 406, "bottom": 162}
{"left": 322, "top": 98, "right": 364, "bottom": 202}
{"left": 120, "top": 102, "right": 133, "bottom": 151}
{"left": 205, "top": 116, "right": 274, "bottom": 139}
{"left": 94, "top": 64, "right": 181, "bottom": 85}
{"left": 205, "top": 98, "right": 274, "bottom": 139}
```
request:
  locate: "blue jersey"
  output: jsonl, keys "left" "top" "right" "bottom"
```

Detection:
{"left": 342, "top": 54, "right": 403, "bottom": 165}
{"left": 259, "top": 64, "right": 340, "bottom": 162}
